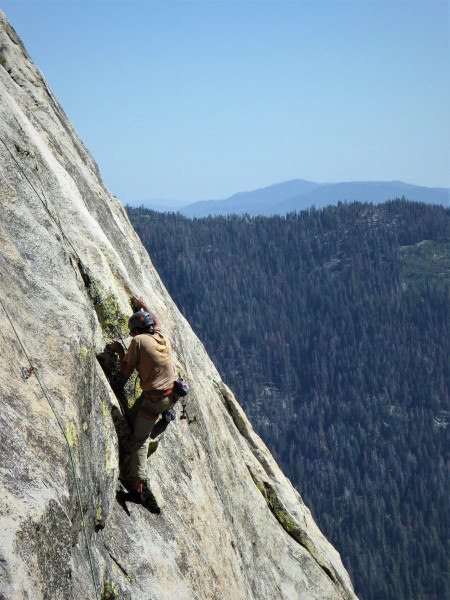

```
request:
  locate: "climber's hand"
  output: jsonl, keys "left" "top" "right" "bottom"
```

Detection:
{"left": 108, "top": 340, "right": 124, "bottom": 356}
{"left": 131, "top": 295, "right": 145, "bottom": 310}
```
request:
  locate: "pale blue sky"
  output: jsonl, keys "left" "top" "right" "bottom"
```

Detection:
{"left": 1, "top": 0, "right": 449, "bottom": 204}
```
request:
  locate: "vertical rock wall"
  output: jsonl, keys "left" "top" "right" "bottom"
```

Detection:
{"left": 0, "top": 12, "right": 357, "bottom": 600}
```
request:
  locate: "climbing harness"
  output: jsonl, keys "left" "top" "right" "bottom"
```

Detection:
{"left": 143, "top": 386, "right": 175, "bottom": 401}
{"left": 0, "top": 308, "right": 100, "bottom": 596}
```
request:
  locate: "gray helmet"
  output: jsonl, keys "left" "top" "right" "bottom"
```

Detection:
{"left": 128, "top": 309, "right": 154, "bottom": 332}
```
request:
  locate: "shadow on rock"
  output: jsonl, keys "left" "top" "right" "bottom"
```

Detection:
{"left": 116, "top": 481, "right": 161, "bottom": 515}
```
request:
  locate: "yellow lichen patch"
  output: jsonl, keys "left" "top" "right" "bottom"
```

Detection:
{"left": 147, "top": 439, "right": 159, "bottom": 457}
{"left": 247, "top": 466, "right": 267, "bottom": 497}
{"left": 265, "top": 483, "right": 314, "bottom": 552}
{"left": 102, "top": 411, "right": 112, "bottom": 475}
{"left": 79, "top": 346, "right": 89, "bottom": 360}
{"left": 96, "top": 497, "right": 103, "bottom": 528}
{"left": 102, "top": 579, "right": 119, "bottom": 599}
{"left": 93, "top": 283, "right": 128, "bottom": 338}
{"left": 303, "top": 536, "right": 316, "bottom": 557}
{"left": 64, "top": 421, "right": 77, "bottom": 448}
{"left": 250, "top": 475, "right": 319, "bottom": 562}
{"left": 79, "top": 264, "right": 128, "bottom": 338}
{"left": 111, "top": 560, "right": 132, "bottom": 583}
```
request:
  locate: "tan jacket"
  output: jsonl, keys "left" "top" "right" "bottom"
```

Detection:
{"left": 124, "top": 331, "right": 176, "bottom": 391}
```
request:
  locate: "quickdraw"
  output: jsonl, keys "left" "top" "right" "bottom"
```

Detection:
{"left": 21, "top": 365, "right": 38, "bottom": 380}
{"left": 180, "top": 397, "right": 196, "bottom": 424}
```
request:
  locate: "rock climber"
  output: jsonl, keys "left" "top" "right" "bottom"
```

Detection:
{"left": 108, "top": 296, "right": 177, "bottom": 505}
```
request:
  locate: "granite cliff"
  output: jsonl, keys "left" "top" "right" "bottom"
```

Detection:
{"left": 0, "top": 13, "right": 357, "bottom": 600}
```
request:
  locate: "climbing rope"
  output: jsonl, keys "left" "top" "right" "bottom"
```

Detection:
{"left": 0, "top": 297, "right": 100, "bottom": 600}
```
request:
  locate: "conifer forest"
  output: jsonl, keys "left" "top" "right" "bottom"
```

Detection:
{"left": 127, "top": 200, "right": 449, "bottom": 600}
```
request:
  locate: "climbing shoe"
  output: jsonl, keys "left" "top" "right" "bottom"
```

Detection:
{"left": 117, "top": 478, "right": 144, "bottom": 504}
{"left": 116, "top": 480, "right": 160, "bottom": 514}
{"left": 116, "top": 489, "right": 142, "bottom": 505}
{"left": 128, "top": 489, "right": 143, "bottom": 504}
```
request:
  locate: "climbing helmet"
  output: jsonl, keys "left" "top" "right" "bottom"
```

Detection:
{"left": 128, "top": 309, "right": 154, "bottom": 332}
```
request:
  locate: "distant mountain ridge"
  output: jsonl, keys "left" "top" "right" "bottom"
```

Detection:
{"left": 180, "top": 179, "right": 321, "bottom": 216}
{"left": 137, "top": 179, "right": 449, "bottom": 217}
{"left": 180, "top": 179, "right": 449, "bottom": 217}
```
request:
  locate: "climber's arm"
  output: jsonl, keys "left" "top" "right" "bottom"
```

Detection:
{"left": 108, "top": 340, "right": 135, "bottom": 378}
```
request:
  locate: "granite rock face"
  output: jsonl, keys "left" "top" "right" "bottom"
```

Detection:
{"left": 0, "top": 13, "right": 357, "bottom": 600}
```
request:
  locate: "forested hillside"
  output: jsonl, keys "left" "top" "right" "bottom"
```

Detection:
{"left": 127, "top": 200, "right": 450, "bottom": 600}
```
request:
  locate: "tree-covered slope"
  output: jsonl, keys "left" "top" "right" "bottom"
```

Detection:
{"left": 127, "top": 200, "right": 450, "bottom": 600}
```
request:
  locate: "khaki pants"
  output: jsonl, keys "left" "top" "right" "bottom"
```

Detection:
{"left": 128, "top": 394, "right": 177, "bottom": 481}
